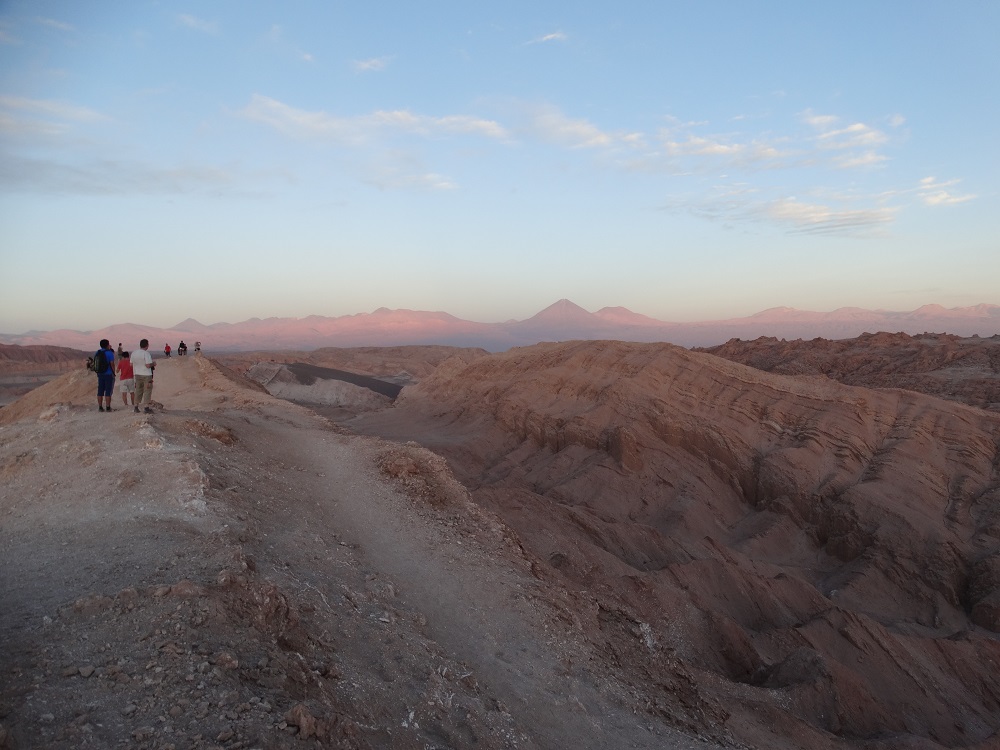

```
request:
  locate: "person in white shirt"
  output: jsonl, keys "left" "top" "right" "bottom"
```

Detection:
{"left": 132, "top": 338, "right": 156, "bottom": 414}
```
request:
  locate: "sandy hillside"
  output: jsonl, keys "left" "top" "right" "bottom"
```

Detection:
{"left": 0, "top": 355, "right": 723, "bottom": 749}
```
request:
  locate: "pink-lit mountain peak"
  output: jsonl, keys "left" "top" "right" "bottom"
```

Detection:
{"left": 525, "top": 299, "right": 595, "bottom": 323}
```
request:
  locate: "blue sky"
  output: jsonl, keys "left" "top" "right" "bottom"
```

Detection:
{"left": 1, "top": 1, "right": 997, "bottom": 332}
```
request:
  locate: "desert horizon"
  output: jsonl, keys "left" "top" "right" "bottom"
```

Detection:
{"left": 3, "top": 299, "right": 999, "bottom": 353}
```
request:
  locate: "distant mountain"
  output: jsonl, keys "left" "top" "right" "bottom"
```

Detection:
{"left": 1, "top": 302, "right": 998, "bottom": 353}
{"left": 169, "top": 318, "right": 213, "bottom": 332}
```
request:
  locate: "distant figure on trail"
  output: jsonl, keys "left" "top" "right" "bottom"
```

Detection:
{"left": 116, "top": 342, "right": 124, "bottom": 360}
{"left": 133, "top": 338, "right": 155, "bottom": 414}
{"left": 118, "top": 351, "right": 136, "bottom": 410}
{"left": 178, "top": 341, "right": 188, "bottom": 356}
{"left": 194, "top": 341, "right": 201, "bottom": 355}
{"left": 164, "top": 343, "right": 171, "bottom": 358}
{"left": 93, "top": 338, "right": 115, "bottom": 412}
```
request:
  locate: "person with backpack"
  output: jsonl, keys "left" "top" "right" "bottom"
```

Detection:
{"left": 133, "top": 338, "right": 155, "bottom": 414}
{"left": 92, "top": 338, "right": 116, "bottom": 412}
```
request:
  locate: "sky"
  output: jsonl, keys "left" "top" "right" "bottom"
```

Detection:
{"left": 1, "top": 1, "right": 998, "bottom": 333}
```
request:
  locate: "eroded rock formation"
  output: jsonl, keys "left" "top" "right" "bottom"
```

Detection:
{"left": 699, "top": 332, "right": 1000, "bottom": 411}
{"left": 355, "top": 339, "right": 1000, "bottom": 747}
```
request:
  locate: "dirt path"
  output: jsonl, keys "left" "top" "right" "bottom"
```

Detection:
{"left": 0, "top": 357, "right": 722, "bottom": 748}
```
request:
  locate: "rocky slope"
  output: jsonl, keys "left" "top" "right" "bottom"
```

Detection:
{"left": 0, "top": 355, "right": 724, "bottom": 750}
{"left": 348, "top": 339, "right": 1000, "bottom": 749}
{"left": 698, "top": 332, "right": 1000, "bottom": 411}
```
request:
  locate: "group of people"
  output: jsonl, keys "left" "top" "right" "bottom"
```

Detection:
{"left": 163, "top": 341, "right": 191, "bottom": 357}
{"left": 93, "top": 338, "right": 156, "bottom": 413}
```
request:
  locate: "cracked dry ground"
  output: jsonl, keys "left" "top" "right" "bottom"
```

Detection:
{"left": 0, "top": 358, "right": 722, "bottom": 750}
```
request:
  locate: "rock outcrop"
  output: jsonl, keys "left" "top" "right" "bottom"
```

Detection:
{"left": 699, "top": 332, "right": 1000, "bottom": 411}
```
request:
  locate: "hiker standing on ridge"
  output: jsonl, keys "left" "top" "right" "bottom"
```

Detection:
{"left": 133, "top": 338, "right": 155, "bottom": 414}
{"left": 94, "top": 338, "right": 115, "bottom": 412}
{"left": 118, "top": 351, "right": 136, "bottom": 410}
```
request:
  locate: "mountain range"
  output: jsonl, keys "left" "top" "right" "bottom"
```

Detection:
{"left": 3, "top": 300, "right": 999, "bottom": 352}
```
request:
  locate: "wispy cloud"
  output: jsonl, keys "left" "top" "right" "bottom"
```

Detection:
{"left": 802, "top": 110, "right": 889, "bottom": 157}
{"left": 178, "top": 14, "right": 217, "bottom": 34}
{"left": 614, "top": 119, "right": 793, "bottom": 174}
{"left": 352, "top": 56, "right": 391, "bottom": 72}
{"left": 660, "top": 133, "right": 787, "bottom": 163}
{"left": 834, "top": 151, "right": 888, "bottom": 169}
{"left": 667, "top": 187, "right": 897, "bottom": 237}
{"left": 918, "top": 176, "right": 975, "bottom": 206}
{"left": 240, "top": 94, "right": 509, "bottom": 143}
{"left": 238, "top": 95, "right": 958, "bottom": 227}
{"left": 525, "top": 103, "right": 613, "bottom": 148}
{"left": 0, "top": 96, "right": 108, "bottom": 140}
{"left": 527, "top": 31, "right": 568, "bottom": 45}
{"left": 0, "top": 96, "right": 106, "bottom": 122}
{"left": 366, "top": 162, "right": 458, "bottom": 191}
{"left": 0, "top": 153, "right": 243, "bottom": 196}
{"left": 762, "top": 197, "right": 895, "bottom": 235}
{"left": 801, "top": 111, "right": 838, "bottom": 129}
{"left": 36, "top": 17, "right": 73, "bottom": 32}
{"left": 815, "top": 122, "right": 888, "bottom": 149}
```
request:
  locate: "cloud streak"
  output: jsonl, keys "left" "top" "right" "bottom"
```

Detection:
{"left": 918, "top": 176, "right": 975, "bottom": 206}
{"left": 35, "top": 17, "right": 73, "bottom": 32}
{"left": 525, "top": 104, "right": 614, "bottom": 148}
{"left": 352, "top": 56, "right": 391, "bottom": 72}
{"left": 0, "top": 153, "right": 243, "bottom": 196}
{"left": 527, "top": 31, "right": 568, "bottom": 45}
{"left": 762, "top": 197, "right": 895, "bottom": 235}
{"left": 240, "top": 94, "right": 509, "bottom": 143}
{"left": 178, "top": 14, "right": 217, "bottom": 34}
{"left": 664, "top": 184, "right": 897, "bottom": 237}
{"left": 0, "top": 96, "right": 107, "bottom": 123}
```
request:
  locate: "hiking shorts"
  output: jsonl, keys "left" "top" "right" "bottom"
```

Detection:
{"left": 119, "top": 378, "right": 135, "bottom": 394}
{"left": 97, "top": 372, "right": 115, "bottom": 398}
{"left": 135, "top": 374, "right": 153, "bottom": 404}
